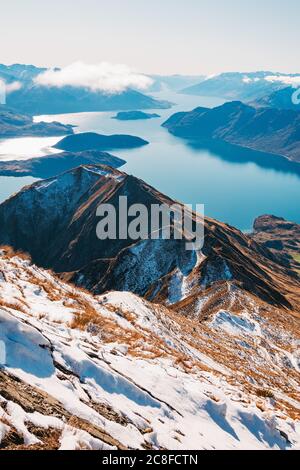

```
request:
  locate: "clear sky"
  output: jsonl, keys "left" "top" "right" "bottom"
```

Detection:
{"left": 1, "top": 0, "right": 299, "bottom": 74}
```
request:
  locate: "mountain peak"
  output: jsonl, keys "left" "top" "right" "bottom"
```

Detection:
{"left": 0, "top": 165, "right": 298, "bottom": 312}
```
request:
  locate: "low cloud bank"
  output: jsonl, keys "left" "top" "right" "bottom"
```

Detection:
{"left": 34, "top": 62, "right": 153, "bottom": 93}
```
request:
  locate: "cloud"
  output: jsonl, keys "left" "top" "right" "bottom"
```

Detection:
{"left": 265, "top": 75, "right": 300, "bottom": 87}
{"left": 242, "top": 77, "right": 253, "bottom": 84}
{"left": 242, "top": 76, "right": 261, "bottom": 84}
{"left": 34, "top": 62, "right": 153, "bottom": 94}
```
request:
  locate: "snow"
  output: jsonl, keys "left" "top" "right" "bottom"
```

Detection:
{"left": 211, "top": 310, "right": 261, "bottom": 337}
{"left": 59, "top": 426, "right": 116, "bottom": 451}
{"left": 0, "top": 308, "right": 54, "bottom": 377}
{"left": 0, "top": 253, "right": 299, "bottom": 450}
{"left": 84, "top": 166, "right": 125, "bottom": 182}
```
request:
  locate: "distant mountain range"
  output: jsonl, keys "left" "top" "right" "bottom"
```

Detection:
{"left": 0, "top": 105, "right": 73, "bottom": 138}
{"left": 0, "top": 64, "right": 171, "bottom": 115}
{"left": 162, "top": 101, "right": 300, "bottom": 163}
{"left": 181, "top": 71, "right": 300, "bottom": 102}
{"left": 1, "top": 240, "right": 299, "bottom": 450}
{"left": 54, "top": 132, "right": 149, "bottom": 152}
{"left": 148, "top": 74, "right": 206, "bottom": 92}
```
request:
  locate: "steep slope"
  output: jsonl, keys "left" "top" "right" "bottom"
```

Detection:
{"left": 8, "top": 86, "right": 172, "bottom": 115}
{"left": 0, "top": 165, "right": 299, "bottom": 314}
{"left": 0, "top": 105, "right": 73, "bottom": 138}
{"left": 0, "top": 248, "right": 299, "bottom": 450}
{"left": 251, "top": 215, "right": 300, "bottom": 272}
{"left": 162, "top": 101, "right": 300, "bottom": 163}
{"left": 0, "top": 63, "right": 45, "bottom": 83}
{"left": 255, "top": 86, "right": 300, "bottom": 111}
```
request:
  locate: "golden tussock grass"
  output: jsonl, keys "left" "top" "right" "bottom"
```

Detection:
{"left": 0, "top": 298, "right": 28, "bottom": 314}
{"left": 255, "top": 388, "right": 275, "bottom": 399}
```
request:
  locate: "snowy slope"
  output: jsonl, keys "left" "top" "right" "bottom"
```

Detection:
{"left": 0, "top": 248, "right": 299, "bottom": 450}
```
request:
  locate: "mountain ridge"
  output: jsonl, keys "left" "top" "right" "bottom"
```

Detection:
{"left": 0, "top": 63, "right": 171, "bottom": 115}
{"left": 181, "top": 71, "right": 300, "bottom": 101}
{"left": 0, "top": 105, "right": 74, "bottom": 138}
{"left": 0, "top": 243, "right": 299, "bottom": 449}
{"left": 0, "top": 164, "right": 299, "bottom": 315}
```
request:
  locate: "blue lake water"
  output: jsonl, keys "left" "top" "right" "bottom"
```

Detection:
{"left": 0, "top": 91, "right": 299, "bottom": 231}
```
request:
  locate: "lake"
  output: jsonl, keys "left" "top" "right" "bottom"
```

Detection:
{"left": 0, "top": 91, "right": 300, "bottom": 231}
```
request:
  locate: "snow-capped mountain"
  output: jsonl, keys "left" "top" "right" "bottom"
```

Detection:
{"left": 0, "top": 247, "right": 299, "bottom": 450}
{"left": 181, "top": 72, "right": 300, "bottom": 102}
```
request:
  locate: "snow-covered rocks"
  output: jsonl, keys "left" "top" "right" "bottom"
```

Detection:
{"left": 0, "top": 250, "right": 299, "bottom": 450}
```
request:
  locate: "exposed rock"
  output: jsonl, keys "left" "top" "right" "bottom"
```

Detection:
{"left": 0, "top": 250, "right": 299, "bottom": 450}
{"left": 251, "top": 215, "right": 300, "bottom": 272}
{"left": 0, "top": 164, "right": 299, "bottom": 312}
{"left": 180, "top": 71, "right": 300, "bottom": 101}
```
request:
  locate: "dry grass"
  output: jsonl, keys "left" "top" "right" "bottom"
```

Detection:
{"left": 255, "top": 388, "right": 275, "bottom": 399}
{"left": 0, "top": 245, "right": 32, "bottom": 262}
{"left": 0, "top": 298, "right": 28, "bottom": 314}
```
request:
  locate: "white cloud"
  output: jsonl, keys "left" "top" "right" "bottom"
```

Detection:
{"left": 34, "top": 62, "right": 153, "bottom": 94}
{"left": 242, "top": 77, "right": 253, "bottom": 84}
{"left": 265, "top": 75, "right": 300, "bottom": 87}
{"left": 0, "top": 80, "right": 22, "bottom": 104}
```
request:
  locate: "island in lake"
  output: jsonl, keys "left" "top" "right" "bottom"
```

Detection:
{"left": 112, "top": 110, "right": 160, "bottom": 120}
{"left": 0, "top": 150, "right": 126, "bottom": 179}
{"left": 54, "top": 132, "right": 149, "bottom": 152}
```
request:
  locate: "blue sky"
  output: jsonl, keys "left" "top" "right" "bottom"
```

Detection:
{"left": 1, "top": 0, "right": 299, "bottom": 74}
